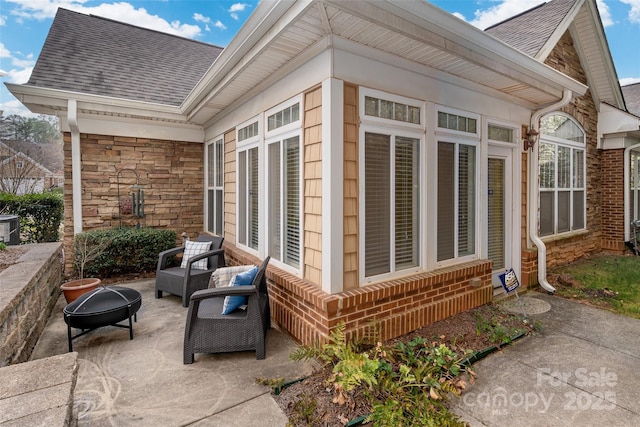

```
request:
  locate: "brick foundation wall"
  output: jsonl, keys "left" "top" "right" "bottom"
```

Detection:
{"left": 62, "top": 133, "right": 205, "bottom": 273}
{"left": 223, "top": 244, "right": 493, "bottom": 345}
{"left": 0, "top": 243, "right": 63, "bottom": 366}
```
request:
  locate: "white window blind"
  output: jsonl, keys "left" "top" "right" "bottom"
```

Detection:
{"left": 364, "top": 132, "right": 419, "bottom": 278}
{"left": 238, "top": 147, "right": 259, "bottom": 250}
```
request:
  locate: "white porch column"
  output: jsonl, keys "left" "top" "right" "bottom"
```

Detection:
{"left": 321, "top": 78, "right": 344, "bottom": 294}
{"left": 68, "top": 99, "right": 83, "bottom": 234}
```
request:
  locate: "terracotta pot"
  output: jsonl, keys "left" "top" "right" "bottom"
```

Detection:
{"left": 61, "top": 278, "right": 102, "bottom": 304}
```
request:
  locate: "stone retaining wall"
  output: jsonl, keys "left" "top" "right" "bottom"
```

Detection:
{"left": 0, "top": 243, "right": 64, "bottom": 367}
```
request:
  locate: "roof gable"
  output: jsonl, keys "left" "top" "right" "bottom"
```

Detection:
{"left": 622, "top": 84, "right": 640, "bottom": 117}
{"left": 28, "top": 8, "right": 223, "bottom": 106}
{"left": 485, "top": 0, "right": 575, "bottom": 57}
{"left": 486, "top": 0, "right": 624, "bottom": 110}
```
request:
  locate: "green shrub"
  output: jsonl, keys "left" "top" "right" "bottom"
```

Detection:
{"left": 73, "top": 227, "right": 176, "bottom": 278}
{"left": 0, "top": 192, "right": 64, "bottom": 243}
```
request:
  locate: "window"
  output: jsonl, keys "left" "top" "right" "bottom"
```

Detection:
{"left": 237, "top": 117, "right": 261, "bottom": 252}
{"left": 437, "top": 141, "right": 476, "bottom": 261}
{"left": 207, "top": 137, "right": 224, "bottom": 235}
{"left": 438, "top": 111, "right": 477, "bottom": 134}
{"left": 363, "top": 131, "right": 420, "bottom": 278}
{"left": 539, "top": 113, "right": 585, "bottom": 236}
{"left": 266, "top": 98, "right": 302, "bottom": 269}
{"left": 364, "top": 96, "right": 421, "bottom": 124}
{"left": 238, "top": 147, "right": 259, "bottom": 250}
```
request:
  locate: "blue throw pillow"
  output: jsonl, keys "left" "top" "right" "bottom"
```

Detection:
{"left": 221, "top": 266, "right": 258, "bottom": 315}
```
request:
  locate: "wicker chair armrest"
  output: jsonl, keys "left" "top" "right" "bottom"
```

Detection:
{"left": 184, "top": 248, "right": 225, "bottom": 269}
{"left": 190, "top": 285, "right": 257, "bottom": 302}
{"left": 157, "top": 246, "right": 185, "bottom": 270}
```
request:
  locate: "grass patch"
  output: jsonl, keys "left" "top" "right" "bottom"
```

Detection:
{"left": 549, "top": 254, "right": 640, "bottom": 319}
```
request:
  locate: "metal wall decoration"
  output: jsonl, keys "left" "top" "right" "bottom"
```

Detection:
{"left": 116, "top": 168, "right": 145, "bottom": 228}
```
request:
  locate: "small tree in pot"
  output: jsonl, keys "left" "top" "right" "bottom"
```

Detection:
{"left": 61, "top": 232, "right": 111, "bottom": 303}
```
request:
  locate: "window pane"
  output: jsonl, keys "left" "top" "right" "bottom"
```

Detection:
{"left": 215, "top": 139, "right": 223, "bottom": 187}
{"left": 284, "top": 137, "right": 300, "bottom": 268}
{"left": 540, "top": 191, "right": 554, "bottom": 236}
{"left": 268, "top": 142, "right": 281, "bottom": 260}
{"left": 238, "top": 151, "right": 247, "bottom": 245}
{"left": 249, "top": 148, "right": 259, "bottom": 250}
{"left": 438, "top": 112, "right": 448, "bottom": 128}
{"left": 365, "top": 133, "right": 391, "bottom": 276}
{"left": 573, "top": 191, "right": 584, "bottom": 230}
{"left": 458, "top": 145, "right": 476, "bottom": 257}
{"left": 395, "top": 137, "right": 419, "bottom": 270}
{"left": 488, "top": 125, "right": 513, "bottom": 143}
{"left": 438, "top": 142, "right": 455, "bottom": 261}
{"left": 364, "top": 96, "right": 378, "bottom": 117}
{"left": 557, "top": 146, "right": 571, "bottom": 188}
{"left": 380, "top": 100, "right": 393, "bottom": 119}
{"left": 215, "top": 189, "right": 223, "bottom": 235}
{"left": 573, "top": 150, "right": 584, "bottom": 188}
{"left": 539, "top": 143, "right": 555, "bottom": 188}
{"left": 207, "top": 189, "right": 214, "bottom": 233}
{"left": 540, "top": 114, "right": 584, "bottom": 143}
{"left": 207, "top": 144, "right": 215, "bottom": 187}
{"left": 557, "top": 191, "right": 570, "bottom": 233}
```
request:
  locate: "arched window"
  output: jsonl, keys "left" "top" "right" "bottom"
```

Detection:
{"left": 538, "top": 113, "right": 586, "bottom": 236}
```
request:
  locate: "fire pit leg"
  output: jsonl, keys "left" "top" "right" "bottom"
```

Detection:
{"left": 128, "top": 304, "right": 134, "bottom": 340}
{"left": 66, "top": 316, "right": 73, "bottom": 352}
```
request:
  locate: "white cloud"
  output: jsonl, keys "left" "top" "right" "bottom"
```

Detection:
{"left": 6, "top": 1, "right": 202, "bottom": 38}
{"left": 7, "top": 66, "right": 32, "bottom": 84}
{"left": 213, "top": 20, "right": 226, "bottom": 30}
{"left": 621, "top": 77, "right": 640, "bottom": 86}
{"left": 0, "top": 15, "right": 6, "bottom": 26}
{"left": 193, "top": 13, "right": 210, "bottom": 24}
{"left": 1, "top": 99, "right": 37, "bottom": 117}
{"left": 596, "top": 0, "right": 614, "bottom": 27}
{"left": 229, "top": 3, "right": 250, "bottom": 21}
{"left": 621, "top": 0, "right": 640, "bottom": 24}
{"left": 0, "top": 43, "right": 10, "bottom": 58}
{"left": 467, "top": 0, "right": 542, "bottom": 29}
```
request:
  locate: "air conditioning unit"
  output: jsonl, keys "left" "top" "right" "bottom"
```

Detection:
{"left": 0, "top": 215, "right": 20, "bottom": 245}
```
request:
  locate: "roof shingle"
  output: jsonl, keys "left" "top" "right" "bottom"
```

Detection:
{"left": 622, "top": 83, "right": 640, "bottom": 117}
{"left": 28, "top": 8, "right": 223, "bottom": 106}
{"left": 485, "top": 0, "right": 575, "bottom": 57}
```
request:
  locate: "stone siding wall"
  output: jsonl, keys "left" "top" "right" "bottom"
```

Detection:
{"left": 63, "top": 133, "right": 204, "bottom": 273}
{"left": 0, "top": 243, "right": 63, "bottom": 366}
{"left": 539, "top": 31, "right": 602, "bottom": 269}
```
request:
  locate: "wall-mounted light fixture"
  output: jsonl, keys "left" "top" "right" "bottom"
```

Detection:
{"left": 524, "top": 127, "right": 539, "bottom": 151}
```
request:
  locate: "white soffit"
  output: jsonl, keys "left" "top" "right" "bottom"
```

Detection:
{"left": 187, "top": 0, "right": 587, "bottom": 126}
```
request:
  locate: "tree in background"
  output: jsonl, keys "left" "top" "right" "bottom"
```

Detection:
{"left": 0, "top": 114, "right": 61, "bottom": 144}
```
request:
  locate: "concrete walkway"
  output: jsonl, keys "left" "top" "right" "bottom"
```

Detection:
{"left": 451, "top": 292, "right": 640, "bottom": 426}
{"left": 30, "top": 279, "right": 316, "bottom": 426}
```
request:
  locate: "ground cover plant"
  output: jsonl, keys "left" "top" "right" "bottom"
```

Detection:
{"left": 274, "top": 304, "right": 533, "bottom": 426}
{"left": 548, "top": 253, "right": 640, "bottom": 319}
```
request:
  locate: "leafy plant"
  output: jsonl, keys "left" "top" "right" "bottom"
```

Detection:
{"left": 290, "top": 322, "right": 471, "bottom": 426}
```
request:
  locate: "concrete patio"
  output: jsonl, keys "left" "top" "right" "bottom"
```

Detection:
{"left": 28, "top": 278, "right": 316, "bottom": 426}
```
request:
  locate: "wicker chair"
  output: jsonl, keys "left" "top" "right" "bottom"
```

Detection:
{"left": 155, "top": 234, "right": 225, "bottom": 307}
{"left": 183, "top": 256, "right": 271, "bottom": 363}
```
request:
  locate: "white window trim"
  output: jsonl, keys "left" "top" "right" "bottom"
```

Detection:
{"left": 539, "top": 113, "right": 586, "bottom": 237}
{"left": 433, "top": 105, "right": 481, "bottom": 269}
{"left": 265, "top": 128, "right": 303, "bottom": 275}
{"left": 358, "top": 122, "right": 425, "bottom": 284}
{"left": 206, "top": 135, "right": 224, "bottom": 236}
{"left": 435, "top": 104, "right": 481, "bottom": 139}
{"left": 265, "top": 95, "right": 303, "bottom": 139}
{"left": 359, "top": 87, "right": 424, "bottom": 131}
{"left": 236, "top": 115, "right": 261, "bottom": 148}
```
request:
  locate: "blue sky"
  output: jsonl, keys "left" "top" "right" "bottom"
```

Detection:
{"left": 1, "top": 0, "right": 639, "bottom": 117}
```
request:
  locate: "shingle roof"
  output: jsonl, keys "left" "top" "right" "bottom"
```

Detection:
{"left": 27, "top": 8, "right": 223, "bottom": 106}
{"left": 485, "top": 0, "right": 575, "bottom": 57}
{"left": 622, "top": 83, "right": 640, "bottom": 117}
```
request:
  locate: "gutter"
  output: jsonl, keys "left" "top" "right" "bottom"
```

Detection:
{"left": 528, "top": 89, "right": 573, "bottom": 294}
{"left": 68, "top": 99, "right": 83, "bottom": 234}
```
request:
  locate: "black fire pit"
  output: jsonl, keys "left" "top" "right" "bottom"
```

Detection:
{"left": 63, "top": 285, "right": 142, "bottom": 352}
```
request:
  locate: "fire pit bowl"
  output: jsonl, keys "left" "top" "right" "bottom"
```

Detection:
{"left": 63, "top": 285, "right": 142, "bottom": 352}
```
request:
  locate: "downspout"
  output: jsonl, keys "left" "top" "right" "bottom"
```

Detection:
{"left": 67, "top": 99, "right": 83, "bottom": 234}
{"left": 528, "top": 89, "right": 573, "bottom": 294}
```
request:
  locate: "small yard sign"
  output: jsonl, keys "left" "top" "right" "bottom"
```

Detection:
{"left": 499, "top": 268, "right": 520, "bottom": 293}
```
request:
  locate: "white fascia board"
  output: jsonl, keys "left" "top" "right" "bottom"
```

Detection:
{"left": 327, "top": 0, "right": 587, "bottom": 97}
{"left": 183, "top": 0, "right": 314, "bottom": 117}
{"left": 58, "top": 113, "right": 204, "bottom": 142}
{"left": 6, "top": 84, "right": 187, "bottom": 122}
{"left": 599, "top": 103, "right": 640, "bottom": 148}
